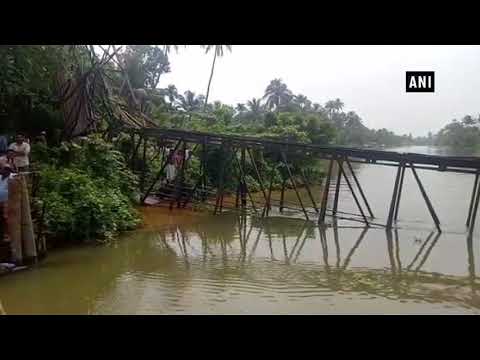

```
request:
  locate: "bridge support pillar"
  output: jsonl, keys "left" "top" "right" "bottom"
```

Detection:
{"left": 319, "top": 157, "right": 334, "bottom": 224}
{"left": 468, "top": 172, "right": 480, "bottom": 237}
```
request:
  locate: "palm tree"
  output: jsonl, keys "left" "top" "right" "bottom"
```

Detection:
{"left": 325, "top": 98, "right": 344, "bottom": 118}
{"left": 165, "top": 84, "right": 179, "bottom": 103}
{"left": 294, "top": 94, "right": 311, "bottom": 112}
{"left": 263, "top": 79, "right": 293, "bottom": 112}
{"left": 247, "top": 98, "right": 264, "bottom": 115}
{"left": 334, "top": 98, "right": 344, "bottom": 112}
{"left": 178, "top": 90, "right": 204, "bottom": 112}
{"left": 202, "top": 45, "right": 232, "bottom": 111}
{"left": 162, "top": 45, "right": 186, "bottom": 55}
{"left": 236, "top": 103, "right": 247, "bottom": 114}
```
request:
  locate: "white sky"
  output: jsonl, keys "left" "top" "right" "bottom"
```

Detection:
{"left": 159, "top": 45, "right": 480, "bottom": 137}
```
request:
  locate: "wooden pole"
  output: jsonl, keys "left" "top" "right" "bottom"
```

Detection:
{"left": 332, "top": 158, "right": 342, "bottom": 216}
{"left": 345, "top": 158, "right": 374, "bottom": 218}
{"left": 338, "top": 160, "right": 369, "bottom": 226}
{"left": 7, "top": 177, "right": 22, "bottom": 264}
{"left": 319, "top": 158, "right": 334, "bottom": 224}
{"left": 394, "top": 163, "right": 406, "bottom": 221}
{"left": 20, "top": 176, "right": 37, "bottom": 263}
{"left": 410, "top": 163, "right": 441, "bottom": 232}
{"left": 386, "top": 165, "right": 402, "bottom": 229}
{"left": 466, "top": 172, "right": 479, "bottom": 227}
{"left": 281, "top": 152, "right": 309, "bottom": 221}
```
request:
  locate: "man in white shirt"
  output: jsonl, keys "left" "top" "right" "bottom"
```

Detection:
{"left": 9, "top": 134, "right": 30, "bottom": 172}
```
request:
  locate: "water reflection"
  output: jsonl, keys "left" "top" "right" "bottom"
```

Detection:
{"left": 1, "top": 212, "right": 479, "bottom": 314}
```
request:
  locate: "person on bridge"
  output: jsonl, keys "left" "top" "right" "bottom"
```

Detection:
{"left": 8, "top": 133, "right": 30, "bottom": 173}
{"left": 166, "top": 157, "right": 177, "bottom": 184}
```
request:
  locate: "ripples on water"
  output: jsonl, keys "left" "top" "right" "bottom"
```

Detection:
{"left": 0, "top": 212, "right": 479, "bottom": 314}
{"left": 0, "top": 146, "right": 479, "bottom": 314}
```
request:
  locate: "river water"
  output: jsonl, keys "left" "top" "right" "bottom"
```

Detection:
{"left": 1, "top": 146, "right": 479, "bottom": 314}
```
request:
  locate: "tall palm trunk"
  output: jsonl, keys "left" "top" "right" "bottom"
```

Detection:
{"left": 204, "top": 51, "right": 217, "bottom": 111}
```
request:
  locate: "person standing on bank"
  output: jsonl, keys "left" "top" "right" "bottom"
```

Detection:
{"left": 9, "top": 133, "right": 30, "bottom": 173}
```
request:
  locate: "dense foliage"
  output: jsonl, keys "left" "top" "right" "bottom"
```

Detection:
{"left": 34, "top": 136, "right": 141, "bottom": 243}
{"left": 3, "top": 44, "right": 471, "bottom": 247}
{"left": 435, "top": 115, "right": 480, "bottom": 149}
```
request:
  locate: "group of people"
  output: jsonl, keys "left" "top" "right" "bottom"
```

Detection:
{"left": 0, "top": 133, "right": 35, "bottom": 240}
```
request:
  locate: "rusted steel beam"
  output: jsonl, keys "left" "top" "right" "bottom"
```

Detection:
{"left": 140, "top": 137, "right": 148, "bottom": 193}
{"left": 346, "top": 158, "right": 374, "bottom": 218}
{"left": 468, "top": 176, "right": 480, "bottom": 237}
{"left": 281, "top": 152, "right": 309, "bottom": 221}
{"left": 142, "top": 138, "right": 182, "bottom": 203}
{"left": 171, "top": 142, "right": 188, "bottom": 209}
{"left": 338, "top": 159, "right": 369, "bottom": 226}
{"left": 466, "top": 172, "right": 479, "bottom": 227}
{"left": 233, "top": 148, "right": 258, "bottom": 213}
{"left": 319, "top": 158, "right": 334, "bottom": 224}
{"left": 299, "top": 167, "right": 319, "bottom": 213}
{"left": 386, "top": 165, "right": 402, "bottom": 229}
{"left": 263, "top": 161, "right": 277, "bottom": 217}
{"left": 214, "top": 142, "right": 229, "bottom": 215}
{"left": 240, "top": 147, "right": 247, "bottom": 208}
{"left": 394, "top": 163, "right": 406, "bottom": 221}
{"left": 247, "top": 148, "right": 268, "bottom": 203}
{"left": 332, "top": 158, "right": 342, "bottom": 216}
{"left": 410, "top": 163, "right": 441, "bottom": 232}
{"left": 279, "top": 178, "right": 286, "bottom": 213}
{"left": 137, "top": 127, "right": 480, "bottom": 171}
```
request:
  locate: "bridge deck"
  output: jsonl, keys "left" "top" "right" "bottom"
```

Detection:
{"left": 132, "top": 127, "right": 480, "bottom": 173}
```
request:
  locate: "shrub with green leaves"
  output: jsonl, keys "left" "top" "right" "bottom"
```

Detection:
{"left": 36, "top": 135, "right": 141, "bottom": 243}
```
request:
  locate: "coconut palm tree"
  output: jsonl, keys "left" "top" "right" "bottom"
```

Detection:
{"left": 263, "top": 79, "right": 293, "bottom": 112}
{"left": 294, "top": 94, "right": 312, "bottom": 112}
{"left": 236, "top": 103, "right": 247, "bottom": 114}
{"left": 202, "top": 45, "right": 232, "bottom": 111}
{"left": 178, "top": 90, "right": 205, "bottom": 112}
{"left": 247, "top": 98, "right": 264, "bottom": 116}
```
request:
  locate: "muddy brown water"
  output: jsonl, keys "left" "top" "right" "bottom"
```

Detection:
{"left": 0, "top": 146, "right": 479, "bottom": 314}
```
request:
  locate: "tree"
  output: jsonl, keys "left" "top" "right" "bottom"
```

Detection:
{"left": 246, "top": 98, "right": 264, "bottom": 116}
{"left": 202, "top": 45, "right": 232, "bottom": 111}
{"left": 293, "top": 94, "right": 312, "bottom": 112}
{"left": 178, "top": 91, "right": 205, "bottom": 112}
{"left": 263, "top": 79, "right": 293, "bottom": 112}
{"left": 236, "top": 103, "right": 247, "bottom": 114}
{"left": 121, "top": 46, "right": 170, "bottom": 90}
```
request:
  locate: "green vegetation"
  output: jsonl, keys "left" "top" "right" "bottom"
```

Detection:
{"left": 434, "top": 115, "right": 480, "bottom": 150}
{"left": 0, "top": 45, "right": 444, "bottom": 247}
{"left": 33, "top": 136, "right": 141, "bottom": 244}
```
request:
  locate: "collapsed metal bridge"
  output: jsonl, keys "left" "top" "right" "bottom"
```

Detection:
{"left": 127, "top": 126, "right": 480, "bottom": 237}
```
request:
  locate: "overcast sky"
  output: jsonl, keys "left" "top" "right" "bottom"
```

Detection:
{"left": 160, "top": 45, "right": 480, "bottom": 137}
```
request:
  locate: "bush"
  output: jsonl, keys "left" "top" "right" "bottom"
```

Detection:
{"left": 36, "top": 135, "right": 141, "bottom": 243}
